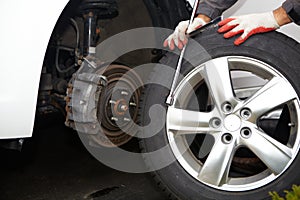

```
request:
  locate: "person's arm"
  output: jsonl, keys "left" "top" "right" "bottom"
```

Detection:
{"left": 273, "top": 6, "right": 292, "bottom": 26}
{"left": 197, "top": 0, "right": 238, "bottom": 20}
{"left": 218, "top": 0, "right": 300, "bottom": 46}
{"left": 282, "top": 0, "right": 300, "bottom": 25}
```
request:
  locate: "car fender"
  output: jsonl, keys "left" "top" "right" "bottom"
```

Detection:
{"left": 0, "top": 0, "right": 69, "bottom": 138}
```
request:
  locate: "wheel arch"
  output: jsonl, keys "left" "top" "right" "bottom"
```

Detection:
{"left": 0, "top": 0, "right": 190, "bottom": 139}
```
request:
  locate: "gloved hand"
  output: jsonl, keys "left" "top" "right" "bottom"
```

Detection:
{"left": 218, "top": 12, "right": 280, "bottom": 45}
{"left": 163, "top": 17, "right": 206, "bottom": 50}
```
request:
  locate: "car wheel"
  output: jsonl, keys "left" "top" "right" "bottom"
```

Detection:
{"left": 139, "top": 26, "right": 300, "bottom": 199}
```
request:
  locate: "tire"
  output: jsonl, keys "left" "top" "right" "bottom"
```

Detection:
{"left": 139, "top": 25, "right": 300, "bottom": 200}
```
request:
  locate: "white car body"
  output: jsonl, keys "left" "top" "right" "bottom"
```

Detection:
{"left": 0, "top": 0, "right": 69, "bottom": 139}
{"left": 0, "top": 0, "right": 298, "bottom": 139}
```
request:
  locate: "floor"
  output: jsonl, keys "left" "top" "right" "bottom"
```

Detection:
{"left": 0, "top": 113, "right": 165, "bottom": 200}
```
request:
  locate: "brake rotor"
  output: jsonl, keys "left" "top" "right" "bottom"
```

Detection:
{"left": 90, "top": 64, "right": 143, "bottom": 147}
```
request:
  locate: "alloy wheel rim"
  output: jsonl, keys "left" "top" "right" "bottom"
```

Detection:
{"left": 166, "top": 56, "right": 300, "bottom": 191}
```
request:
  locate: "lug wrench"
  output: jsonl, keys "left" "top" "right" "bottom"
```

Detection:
{"left": 165, "top": 0, "right": 222, "bottom": 105}
{"left": 165, "top": 0, "right": 200, "bottom": 105}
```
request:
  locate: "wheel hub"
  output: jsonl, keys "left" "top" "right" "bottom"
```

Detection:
{"left": 224, "top": 114, "right": 241, "bottom": 132}
{"left": 113, "top": 99, "right": 128, "bottom": 116}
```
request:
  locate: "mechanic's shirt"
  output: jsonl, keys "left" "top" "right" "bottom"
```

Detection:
{"left": 197, "top": 0, "right": 300, "bottom": 25}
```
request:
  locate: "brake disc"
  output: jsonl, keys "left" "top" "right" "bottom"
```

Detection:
{"left": 66, "top": 56, "right": 143, "bottom": 147}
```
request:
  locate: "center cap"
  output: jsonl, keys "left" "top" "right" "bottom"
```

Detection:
{"left": 224, "top": 114, "right": 241, "bottom": 132}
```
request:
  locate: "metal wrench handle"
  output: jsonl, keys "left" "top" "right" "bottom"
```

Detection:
{"left": 165, "top": 46, "right": 186, "bottom": 105}
{"left": 166, "top": 0, "right": 200, "bottom": 105}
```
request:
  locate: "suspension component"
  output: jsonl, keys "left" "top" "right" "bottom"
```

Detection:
{"left": 79, "top": 0, "right": 118, "bottom": 55}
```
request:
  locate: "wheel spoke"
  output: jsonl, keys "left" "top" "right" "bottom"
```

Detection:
{"left": 198, "top": 136, "right": 235, "bottom": 186}
{"left": 241, "top": 128, "right": 292, "bottom": 174}
{"left": 167, "top": 107, "right": 219, "bottom": 135}
{"left": 240, "top": 77, "right": 297, "bottom": 122}
{"left": 200, "top": 57, "right": 237, "bottom": 112}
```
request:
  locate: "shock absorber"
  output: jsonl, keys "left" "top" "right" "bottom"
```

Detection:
{"left": 83, "top": 11, "right": 98, "bottom": 55}
{"left": 79, "top": 0, "right": 118, "bottom": 56}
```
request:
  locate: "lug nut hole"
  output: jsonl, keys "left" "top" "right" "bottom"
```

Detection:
{"left": 210, "top": 117, "right": 222, "bottom": 128}
{"left": 222, "top": 102, "right": 233, "bottom": 114}
{"left": 222, "top": 133, "right": 233, "bottom": 144}
{"left": 241, "top": 108, "right": 251, "bottom": 120}
{"left": 241, "top": 128, "right": 252, "bottom": 138}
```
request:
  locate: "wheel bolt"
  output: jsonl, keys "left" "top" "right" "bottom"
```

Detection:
{"left": 111, "top": 117, "right": 118, "bottom": 122}
{"left": 222, "top": 102, "right": 233, "bottom": 114}
{"left": 109, "top": 100, "right": 116, "bottom": 105}
{"left": 240, "top": 108, "right": 251, "bottom": 120}
{"left": 129, "top": 102, "right": 137, "bottom": 107}
{"left": 210, "top": 117, "right": 222, "bottom": 128}
{"left": 241, "top": 128, "right": 252, "bottom": 138}
{"left": 222, "top": 133, "right": 233, "bottom": 144}
{"left": 123, "top": 118, "right": 131, "bottom": 122}
{"left": 121, "top": 91, "right": 129, "bottom": 96}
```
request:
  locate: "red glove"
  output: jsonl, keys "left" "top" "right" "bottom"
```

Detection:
{"left": 218, "top": 12, "right": 280, "bottom": 45}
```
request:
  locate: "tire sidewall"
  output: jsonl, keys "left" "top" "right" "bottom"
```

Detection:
{"left": 140, "top": 29, "right": 300, "bottom": 200}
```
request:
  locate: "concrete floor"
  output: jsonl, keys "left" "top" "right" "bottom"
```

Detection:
{"left": 0, "top": 113, "right": 165, "bottom": 200}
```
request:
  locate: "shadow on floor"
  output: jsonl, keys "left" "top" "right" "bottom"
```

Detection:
{"left": 0, "top": 113, "right": 164, "bottom": 200}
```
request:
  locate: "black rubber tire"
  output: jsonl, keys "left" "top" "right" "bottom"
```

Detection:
{"left": 138, "top": 25, "right": 300, "bottom": 200}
